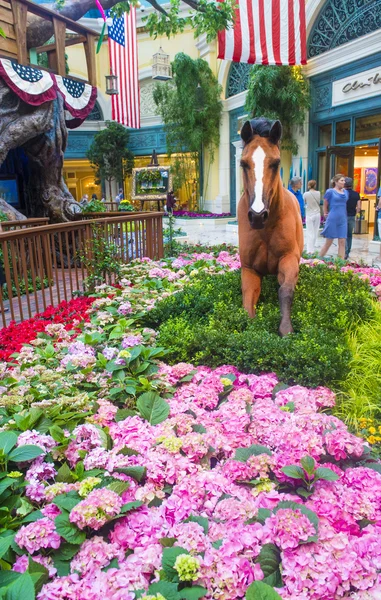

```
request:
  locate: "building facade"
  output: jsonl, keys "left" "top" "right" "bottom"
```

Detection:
{"left": 31, "top": 0, "right": 381, "bottom": 219}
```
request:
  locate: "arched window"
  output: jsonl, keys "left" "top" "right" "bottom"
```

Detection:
{"left": 226, "top": 63, "right": 252, "bottom": 98}
{"left": 308, "top": 0, "right": 381, "bottom": 59}
{"left": 85, "top": 101, "right": 104, "bottom": 121}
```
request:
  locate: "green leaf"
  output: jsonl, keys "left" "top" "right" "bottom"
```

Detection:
{"left": 117, "top": 447, "right": 139, "bottom": 457}
{"left": 159, "top": 537, "right": 177, "bottom": 548}
{"left": 212, "top": 539, "right": 223, "bottom": 549}
{"left": 55, "top": 513, "right": 86, "bottom": 545}
{"left": 52, "top": 542, "right": 79, "bottom": 561}
{"left": 115, "top": 466, "right": 146, "bottom": 482}
{"left": 256, "top": 543, "right": 282, "bottom": 588}
{"left": 314, "top": 467, "right": 339, "bottom": 482}
{"left": 281, "top": 465, "right": 305, "bottom": 480}
{"left": 255, "top": 508, "right": 272, "bottom": 524}
{"left": 8, "top": 445, "right": 44, "bottom": 463}
{"left": 245, "top": 581, "right": 282, "bottom": 599}
{"left": 162, "top": 547, "right": 189, "bottom": 581}
{"left": 184, "top": 515, "right": 209, "bottom": 534}
{"left": 22, "top": 510, "right": 43, "bottom": 524}
{"left": 115, "top": 408, "right": 137, "bottom": 422}
{"left": 5, "top": 572, "right": 35, "bottom": 600}
{"left": 0, "top": 432, "right": 17, "bottom": 455}
{"left": 192, "top": 425, "right": 206, "bottom": 434}
{"left": 56, "top": 463, "right": 76, "bottom": 484}
{"left": 0, "top": 573, "right": 20, "bottom": 588}
{"left": 53, "top": 493, "right": 81, "bottom": 512}
{"left": 0, "top": 535, "right": 14, "bottom": 560}
{"left": 148, "top": 582, "right": 181, "bottom": 600}
{"left": 234, "top": 444, "right": 272, "bottom": 462}
{"left": 274, "top": 501, "right": 319, "bottom": 542}
{"left": 179, "top": 587, "right": 208, "bottom": 600}
{"left": 120, "top": 500, "right": 143, "bottom": 514}
{"left": 0, "top": 479, "right": 14, "bottom": 496}
{"left": 49, "top": 426, "right": 66, "bottom": 443}
{"left": 52, "top": 559, "right": 71, "bottom": 577}
{"left": 364, "top": 462, "right": 381, "bottom": 474}
{"left": 107, "top": 481, "right": 130, "bottom": 495}
{"left": 27, "top": 557, "right": 49, "bottom": 593}
{"left": 137, "top": 392, "right": 170, "bottom": 425}
{"left": 300, "top": 455, "right": 315, "bottom": 474}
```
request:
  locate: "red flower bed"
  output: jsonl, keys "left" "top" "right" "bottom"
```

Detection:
{"left": 0, "top": 297, "right": 94, "bottom": 362}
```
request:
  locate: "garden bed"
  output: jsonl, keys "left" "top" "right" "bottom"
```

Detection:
{"left": 0, "top": 251, "right": 380, "bottom": 599}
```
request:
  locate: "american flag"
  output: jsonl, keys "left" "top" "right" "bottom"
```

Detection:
{"left": 108, "top": 9, "right": 140, "bottom": 129}
{"left": 218, "top": 0, "right": 307, "bottom": 66}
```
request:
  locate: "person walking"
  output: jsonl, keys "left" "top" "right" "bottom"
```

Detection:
{"left": 303, "top": 180, "right": 321, "bottom": 254}
{"left": 289, "top": 176, "right": 305, "bottom": 221}
{"left": 344, "top": 177, "right": 361, "bottom": 260}
{"left": 319, "top": 174, "right": 348, "bottom": 260}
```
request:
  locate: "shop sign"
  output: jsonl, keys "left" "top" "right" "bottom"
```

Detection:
{"left": 332, "top": 67, "right": 381, "bottom": 107}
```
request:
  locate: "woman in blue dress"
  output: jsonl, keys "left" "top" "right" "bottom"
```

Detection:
{"left": 319, "top": 174, "right": 348, "bottom": 259}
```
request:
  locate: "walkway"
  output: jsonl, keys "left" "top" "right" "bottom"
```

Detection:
{"left": 1, "top": 269, "right": 85, "bottom": 328}
{"left": 173, "top": 218, "right": 381, "bottom": 266}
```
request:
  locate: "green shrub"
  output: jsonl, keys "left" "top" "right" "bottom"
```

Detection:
{"left": 141, "top": 265, "right": 375, "bottom": 387}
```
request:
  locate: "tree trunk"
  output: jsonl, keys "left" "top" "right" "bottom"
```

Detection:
{"left": 0, "top": 80, "right": 81, "bottom": 222}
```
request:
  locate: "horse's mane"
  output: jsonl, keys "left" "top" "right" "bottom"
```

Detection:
{"left": 248, "top": 117, "right": 274, "bottom": 138}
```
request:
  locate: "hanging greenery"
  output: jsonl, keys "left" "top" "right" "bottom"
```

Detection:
{"left": 245, "top": 66, "right": 311, "bottom": 155}
{"left": 153, "top": 53, "right": 222, "bottom": 208}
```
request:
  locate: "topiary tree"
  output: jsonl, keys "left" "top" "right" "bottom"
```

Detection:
{"left": 153, "top": 53, "right": 222, "bottom": 208}
{"left": 245, "top": 66, "right": 311, "bottom": 155}
{"left": 87, "top": 121, "right": 134, "bottom": 200}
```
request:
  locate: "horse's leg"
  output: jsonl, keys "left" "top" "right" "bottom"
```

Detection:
{"left": 277, "top": 255, "right": 300, "bottom": 337}
{"left": 242, "top": 267, "right": 262, "bottom": 318}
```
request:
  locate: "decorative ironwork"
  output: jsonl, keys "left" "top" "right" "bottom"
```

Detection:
{"left": 308, "top": 0, "right": 381, "bottom": 59}
{"left": 85, "top": 101, "right": 103, "bottom": 121}
{"left": 313, "top": 84, "right": 331, "bottom": 111}
{"left": 227, "top": 63, "right": 252, "bottom": 98}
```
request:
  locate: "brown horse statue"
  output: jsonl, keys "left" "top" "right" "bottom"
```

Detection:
{"left": 238, "top": 117, "right": 304, "bottom": 336}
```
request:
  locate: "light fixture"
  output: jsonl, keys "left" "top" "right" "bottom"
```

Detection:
{"left": 105, "top": 71, "right": 119, "bottom": 95}
{"left": 152, "top": 47, "right": 172, "bottom": 81}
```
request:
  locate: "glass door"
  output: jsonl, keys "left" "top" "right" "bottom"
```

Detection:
{"left": 325, "top": 146, "right": 355, "bottom": 189}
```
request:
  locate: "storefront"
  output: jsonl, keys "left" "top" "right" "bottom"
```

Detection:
{"left": 309, "top": 52, "right": 381, "bottom": 230}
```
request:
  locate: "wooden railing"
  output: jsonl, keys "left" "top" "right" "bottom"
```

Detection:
{"left": 0, "top": 218, "right": 49, "bottom": 231}
{"left": 0, "top": 213, "right": 163, "bottom": 326}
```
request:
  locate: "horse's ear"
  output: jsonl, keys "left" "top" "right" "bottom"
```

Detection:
{"left": 241, "top": 121, "right": 253, "bottom": 144}
{"left": 269, "top": 120, "right": 282, "bottom": 145}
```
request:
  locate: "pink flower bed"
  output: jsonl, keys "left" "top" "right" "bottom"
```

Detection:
{"left": 15, "top": 364, "right": 378, "bottom": 600}
{"left": 172, "top": 211, "right": 231, "bottom": 218}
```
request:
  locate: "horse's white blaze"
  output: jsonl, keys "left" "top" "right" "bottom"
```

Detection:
{"left": 251, "top": 146, "right": 266, "bottom": 213}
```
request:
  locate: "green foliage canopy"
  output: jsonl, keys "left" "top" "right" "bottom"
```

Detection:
{"left": 87, "top": 122, "right": 134, "bottom": 195}
{"left": 153, "top": 53, "right": 222, "bottom": 202}
{"left": 245, "top": 66, "right": 311, "bottom": 154}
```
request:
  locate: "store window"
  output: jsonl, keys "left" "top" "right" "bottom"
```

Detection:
{"left": 319, "top": 124, "right": 332, "bottom": 147}
{"left": 335, "top": 120, "right": 351, "bottom": 144}
{"left": 355, "top": 114, "right": 381, "bottom": 142}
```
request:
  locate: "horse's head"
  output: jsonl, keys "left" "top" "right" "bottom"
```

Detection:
{"left": 240, "top": 117, "right": 282, "bottom": 230}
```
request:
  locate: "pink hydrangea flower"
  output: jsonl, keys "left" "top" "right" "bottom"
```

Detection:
{"left": 69, "top": 489, "right": 123, "bottom": 530}
{"left": 264, "top": 508, "right": 316, "bottom": 550}
{"left": 15, "top": 518, "right": 61, "bottom": 554}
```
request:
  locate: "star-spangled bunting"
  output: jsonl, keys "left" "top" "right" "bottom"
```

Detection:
{"left": 0, "top": 59, "right": 97, "bottom": 127}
